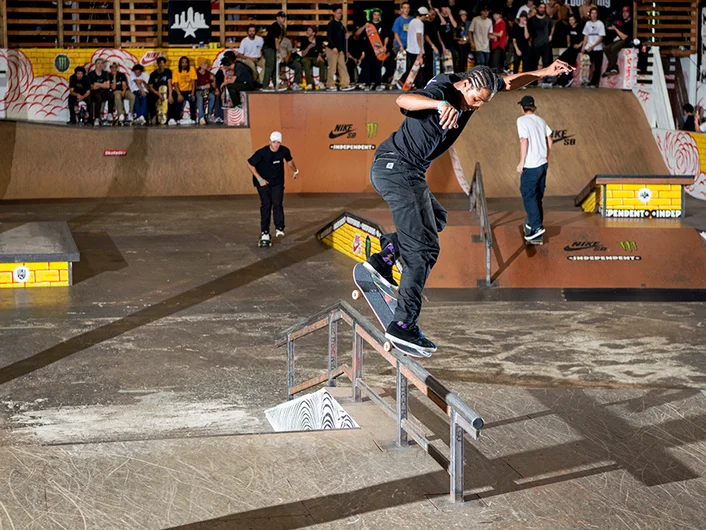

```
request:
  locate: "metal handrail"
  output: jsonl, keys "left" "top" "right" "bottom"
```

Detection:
{"left": 469, "top": 162, "right": 493, "bottom": 287}
{"left": 275, "top": 300, "right": 485, "bottom": 503}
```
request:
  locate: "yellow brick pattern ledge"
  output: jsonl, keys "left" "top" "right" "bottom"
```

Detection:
{"left": 600, "top": 184, "right": 683, "bottom": 211}
{"left": 0, "top": 262, "right": 71, "bottom": 289}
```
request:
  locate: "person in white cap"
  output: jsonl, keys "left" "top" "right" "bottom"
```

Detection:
{"left": 246, "top": 131, "right": 299, "bottom": 243}
{"left": 403, "top": 7, "right": 428, "bottom": 88}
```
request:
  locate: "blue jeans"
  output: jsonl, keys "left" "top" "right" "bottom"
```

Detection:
{"left": 196, "top": 90, "right": 216, "bottom": 119}
{"left": 474, "top": 51, "right": 490, "bottom": 66}
{"left": 133, "top": 91, "right": 147, "bottom": 119}
{"left": 520, "top": 163, "right": 548, "bottom": 230}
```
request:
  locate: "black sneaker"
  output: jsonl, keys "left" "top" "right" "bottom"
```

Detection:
{"left": 385, "top": 321, "right": 436, "bottom": 354}
{"left": 363, "top": 253, "right": 398, "bottom": 290}
{"left": 524, "top": 226, "right": 546, "bottom": 241}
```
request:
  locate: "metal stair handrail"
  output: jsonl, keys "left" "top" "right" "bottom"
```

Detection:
{"left": 276, "top": 300, "right": 484, "bottom": 503}
{"left": 469, "top": 162, "right": 493, "bottom": 286}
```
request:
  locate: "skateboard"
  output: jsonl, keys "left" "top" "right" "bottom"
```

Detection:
{"left": 578, "top": 53, "right": 591, "bottom": 86}
{"left": 365, "top": 23, "right": 389, "bottom": 63}
{"left": 392, "top": 49, "right": 407, "bottom": 86}
{"left": 442, "top": 50, "right": 454, "bottom": 74}
{"left": 402, "top": 54, "right": 423, "bottom": 91}
{"left": 433, "top": 50, "right": 441, "bottom": 76}
{"left": 352, "top": 262, "right": 431, "bottom": 358}
{"left": 157, "top": 84, "right": 168, "bottom": 124}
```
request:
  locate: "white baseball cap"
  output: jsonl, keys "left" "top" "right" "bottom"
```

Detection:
{"left": 418, "top": 6, "right": 429, "bottom": 14}
{"left": 270, "top": 131, "right": 283, "bottom": 142}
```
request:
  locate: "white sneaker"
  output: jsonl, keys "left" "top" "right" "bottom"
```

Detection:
{"left": 292, "top": 84, "right": 303, "bottom": 91}
{"left": 199, "top": 117, "right": 207, "bottom": 125}
{"left": 305, "top": 84, "right": 313, "bottom": 90}
{"left": 167, "top": 119, "right": 177, "bottom": 126}
{"left": 326, "top": 86, "right": 337, "bottom": 92}
{"left": 340, "top": 85, "right": 355, "bottom": 91}
{"left": 275, "top": 229, "right": 285, "bottom": 238}
{"left": 118, "top": 114, "right": 125, "bottom": 122}
{"left": 94, "top": 119, "right": 100, "bottom": 126}
{"left": 375, "top": 84, "right": 386, "bottom": 91}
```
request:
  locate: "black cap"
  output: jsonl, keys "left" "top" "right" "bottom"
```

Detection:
{"left": 276, "top": 10, "right": 286, "bottom": 17}
{"left": 518, "top": 95, "right": 535, "bottom": 107}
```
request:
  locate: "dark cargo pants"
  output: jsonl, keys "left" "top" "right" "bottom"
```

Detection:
{"left": 370, "top": 152, "right": 448, "bottom": 325}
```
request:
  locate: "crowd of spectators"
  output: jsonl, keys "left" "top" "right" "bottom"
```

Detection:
{"left": 65, "top": 1, "right": 635, "bottom": 126}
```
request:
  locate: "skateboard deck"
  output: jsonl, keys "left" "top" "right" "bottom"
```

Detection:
{"left": 157, "top": 84, "right": 168, "bottom": 124}
{"left": 392, "top": 49, "right": 407, "bottom": 85}
{"left": 365, "top": 23, "right": 389, "bottom": 62}
{"left": 579, "top": 53, "right": 591, "bottom": 86}
{"left": 402, "top": 54, "right": 423, "bottom": 91}
{"left": 433, "top": 50, "right": 441, "bottom": 76}
{"left": 442, "top": 50, "right": 454, "bottom": 74}
{"left": 352, "top": 263, "right": 431, "bottom": 358}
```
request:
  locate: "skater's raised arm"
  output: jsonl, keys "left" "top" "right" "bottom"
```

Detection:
{"left": 501, "top": 59, "right": 572, "bottom": 90}
{"left": 396, "top": 93, "right": 442, "bottom": 112}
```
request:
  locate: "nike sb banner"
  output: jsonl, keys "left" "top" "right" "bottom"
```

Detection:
{"left": 168, "top": 0, "right": 212, "bottom": 45}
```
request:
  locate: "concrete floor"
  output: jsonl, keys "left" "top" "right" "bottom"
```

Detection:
{"left": 0, "top": 194, "right": 705, "bottom": 529}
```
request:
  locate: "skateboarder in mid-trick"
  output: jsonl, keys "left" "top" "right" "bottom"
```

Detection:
{"left": 364, "top": 62, "right": 572, "bottom": 354}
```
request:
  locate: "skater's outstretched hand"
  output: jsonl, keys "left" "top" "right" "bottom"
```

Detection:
{"left": 542, "top": 60, "right": 574, "bottom": 77}
{"left": 438, "top": 102, "right": 459, "bottom": 129}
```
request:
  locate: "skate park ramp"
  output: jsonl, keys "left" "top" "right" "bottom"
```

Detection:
{"left": 453, "top": 89, "right": 668, "bottom": 198}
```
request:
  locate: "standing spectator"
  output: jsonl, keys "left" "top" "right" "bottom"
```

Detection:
{"left": 347, "top": 25, "right": 365, "bottom": 85}
{"left": 490, "top": 12, "right": 507, "bottom": 73}
{"left": 456, "top": 10, "right": 472, "bottom": 72}
{"left": 171, "top": 56, "right": 197, "bottom": 125}
{"left": 129, "top": 64, "right": 149, "bottom": 125}
{"left": 326, "top": 6, "right": 354, "bottom": 91}
{"left": 147, "top": 56, "right": 172, "bottom": 125}
{"left": 556, "top": 14, "right": 583, "bottom": 86}
{"left": 682, "top": 104, "right": 696, "bottom": 132}
{"left": 263, "top": 11, "right": 286, "bottom": 90}
{"left": 247, "top": 131, "right": 300, "bottom": 243}
{"left": 470, "top": 7, "right": 493, "bottom": 67}
{"left": 404, "top": 7, "right": 427, "bottom": 87}
{"left": 517, "top": 0, "right": 535, "bottom": 19}
{"left": 447, "top": 0, "right": 461, "bottom": 21}
{"left": 237, "top": 24, "right": 266, "bottom": 86}
{"left": 301, "top": 26, "right": 328, "bottom": 90}
{"left": 279, "top": 36, "right": 303, "bottom": 90}
{"left": 68, "top": 66, "right": 91, "bottom": 125}
{"left": 529, "top": 3, "right": 554, "bottom": 72}
{"left": 603, "top": 5, "right": 632, "bottom": 77}
{"left": 502, "top": 0, "right": 516, "bottom": 25}
{"left": 196, "top": 58, "right": 216, "bottom": 125}
{"left": 581, "top": 7, "right": 605, "bottom": 87}
{"left": 516, "top": 95, "right": 552, "bottom": 243}
{"left": 392, "top": 2, "right": 412, "bottom": 52}
{"left": 437, "top": 7, "right": 459, "bottom": 70}
{"left": 512, "top": 12, "right": 531, "bottom": 73}
{"left": 357, "top": 9, "right": 389, "bottom": 90}
{"left": 423, "top": 8, "right": 443, "bottom": 80}
{"left": 88, "top": 58, "right": 111, "bottom": 126}
{"left": 109, "top": 62, "right": 132, "bottom": 124}
{"left": 579, "top": 0, "right": 597, "bottom": 22}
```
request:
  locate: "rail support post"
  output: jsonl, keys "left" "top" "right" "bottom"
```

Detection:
{"left": 450, "top": 409, "right": 465, "bottom": 503}
{"left": 327, "top": 316, "right": 338, "bottom": 387}
{"left": 396, "top": 361, "right": 408, "bottom": 447}
{"left": 286, "top": 337, "right": 294, "bottom": 401}
{"left": 351, "top": 323, "right": 363, "bottom": 402}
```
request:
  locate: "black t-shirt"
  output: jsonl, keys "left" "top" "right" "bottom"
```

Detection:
{"left": 88, "top": 69, "right": 110, "bottom": 89}
{"left": 378, "top": 74, "right": 505, "bottom": 171}
{"left": 424, "top": 18, "right": 442, "bottom": 49}
{"left": 512, "top": 24, "right": 530, "bottom": 49}
{"left": 568, "top": 24, "right": 583, "bottom": 47}
{"left": 683, "top": 115, "right": 696, "bottom": 133}
{"left": 148, "top": 68, "right": 172, "bottom": 89}
{"left": 109, "top": 71, "right": 128, "bottom": 92}
{"left": 301, "top": 36, "right": 324, "bottom": 58}
{"left": 264, "top": 21, "right": 282, "bottom": 49}
{"left": 248, "top": 144, "right": 293, "bottom": 186}
{"left": 613, "top": 17, "right": 633, "bottom": 43}
{"left": 348, "top": 35, "right": 363, "bottom": 60}
{"left": 440, "top": 18, "right": 456, "bottom": 48}
{"left": 69, "top": 74, "right": 91, "bottom": 96}
{"left": 529, "top": 15, "right": 553, "bottom": 48}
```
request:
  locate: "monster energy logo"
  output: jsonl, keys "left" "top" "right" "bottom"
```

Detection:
{"left": 365, "top": 235, "right": 372, "bottom": 258}
{"left": 620, "top": 241, "right": 638, "bottom": 252}
{"left": 363, "top": 8, "right": 383, "bottom": 21}
{"left": 54, "top": 54, "right": 71, "bottom": 73}
{"left": 366, "top": 123, "right": 378, "bottom": 139}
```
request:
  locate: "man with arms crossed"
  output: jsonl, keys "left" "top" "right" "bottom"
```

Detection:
{"left": 516, "top": 95, "right": 552, "bottom": 243}
{"left": 363, "top": 62, "right": 571, "bottom": 355}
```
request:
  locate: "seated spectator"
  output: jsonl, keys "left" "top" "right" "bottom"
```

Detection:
{"left": 68, "top": 66, "right": 91, "bottom": 125}
{"left": 147, "top": 56, "right": 172, "bottom": 125}
{"left": 512, "top": 12, "right": 531, "bottom": 74}
{"left": 470, "top": 7, "right": 493, "bottom": 68}
{"left": 88, "top": 58, "right": 111, "bottom": 126}
{"left": 301, "top": 25, "right": 327, "bottom": 90}
{"left": 326, "top": 6, "right": 354, "bottom": 91}
{"left": 109, "top": 62, "right": 132, "bottom": 124}
{"left": 556, "top": 14, "right": 583, "bottom": 86}
{"left": 683, "top": 104, "right": 696, "bottom": 132}
{"left": 516, "top": 0, "right": 535, "bottom": 19}
{"left": 357, "top": 8, "right": 389, "bottom": 90}
{"left": 237, "top": 24, "right": 265, "bottom": 86}
{"left": 602, "top": 5, "right": 632, "bottom": 77}
{"left": 456, "top": 10, "right": 471, "bottom": 72}
{"left": 579, "top": 0, "right": 597, "bottom": 22}
{"left": 279, "top": 36, "right": 303, "bottom": 90}
{"left": 129, "top": 64, "right": 149, "bottom": 125}
{"left": 581, "top": 7, "right": 605, "bottom": 88}
{"left": 216, "top": 53, "right": 255, "bottom": 116}
{"left": 170, "top": 56, "right": 197, "bottom": 125}
{"left": 346, "top": 25, "right": 365, "bottom": 85}
{"left": 489, "top": 12, "right": 507, "bottom": 74}
{"left": 195, "top": 58, "right": 217, "bottom": 125}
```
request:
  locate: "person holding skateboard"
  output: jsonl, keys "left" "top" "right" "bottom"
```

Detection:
{"left": 356, "top": 8, "right": 389, "bottom": 90}
{"left": 403, "top": 7, "right": 427, "bottom": 90}
{"left": 364, "top": 61, "right": 572, "bottom": 354}
{"left": 516, "top": 95, "right": 552, "bottom": 243}
{"left": 247, "top": 132, "right": 300, "bottom": 245}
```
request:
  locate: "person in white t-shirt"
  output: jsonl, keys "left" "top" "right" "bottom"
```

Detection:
{"left": 581, "top": 7, "right": 605, "bottom": 87}
{"left": 404, "top": 7, "right": 427, "bottom": 88}
{"left": 129, "top": 64, "right": 150, "bottom": 124}
{"left": 516, "top": 0, "right": 535, "bottom": 19}
{"left": 469, "top": 7, "right": 493, "bottom": 66}
{"left": 516, "top": 95, "right": 553, "bottom": 241}
{"left": 237, "top": 24, "right": 266, "bottom": 85}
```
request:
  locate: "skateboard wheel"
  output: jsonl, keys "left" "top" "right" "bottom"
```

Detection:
{"left": 384, "top": 341, "right": 392, "bottom": 352}
{"left": 352, "top": 290, "right": 360, "bottom": 300}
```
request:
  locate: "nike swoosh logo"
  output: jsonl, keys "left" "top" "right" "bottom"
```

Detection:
{"left": 564, "top": 245, "right": 598, "bottom": 251}
{"left": 329, "top": 130, "right": 352, "bottom": 139}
